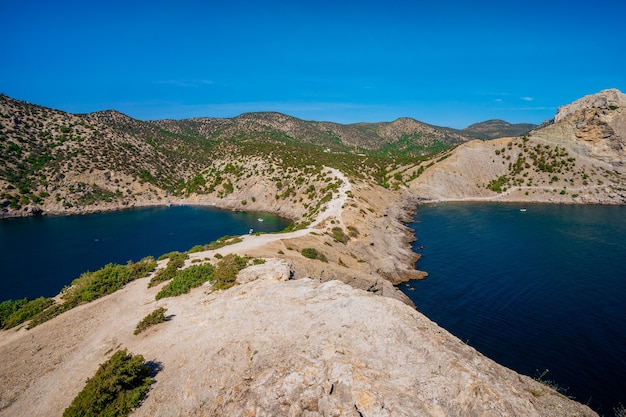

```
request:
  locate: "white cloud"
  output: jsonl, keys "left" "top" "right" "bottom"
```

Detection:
{"left": 153, "top": 79, "right": 213, "bottom": 88}
{"left": 520, "top": 96, "right": 534, "bottom": 101}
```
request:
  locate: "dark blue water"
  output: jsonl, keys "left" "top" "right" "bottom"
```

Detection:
{"left": 403, "top": 203, "right": 626, "bottom": 415}
{"left": 0, "top": 206, "right": 291, "bottom": 301}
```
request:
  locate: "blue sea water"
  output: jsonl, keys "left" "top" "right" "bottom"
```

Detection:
{"left": 403, "top": 203, "right": 626, "bottom": 415}
{"left": 0, "top": 206, "right": 291, "bottom": 301}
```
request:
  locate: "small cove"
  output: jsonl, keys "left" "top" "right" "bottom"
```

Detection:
{"left": 402, "top": 202, "right": 626, "bottom": 415}
{"left": 0, "top": 205, "right": 291, "bottom": 301}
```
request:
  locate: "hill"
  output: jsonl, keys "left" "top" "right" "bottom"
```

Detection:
{"left": 462, "top": 119, "right": 537, "bottom": 139}
{"left": 0, "top": 94, "right": 474, "bottom": 219}
{"left": 409, "top": 89, "right": 626, "bottom": 204}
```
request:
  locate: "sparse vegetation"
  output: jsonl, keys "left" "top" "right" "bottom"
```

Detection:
{"left": 0, "top": 297, "right": 54, "bottom": 329}
{"left": 331, "top": 227, "right": 350, "bottom": 244}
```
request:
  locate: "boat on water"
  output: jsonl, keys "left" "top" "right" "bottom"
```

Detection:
{"left": 258, "top": 218, "right": 264, "bottom": 222}
{"left": 520, "top": 208, "right": 527, "bottom": 212}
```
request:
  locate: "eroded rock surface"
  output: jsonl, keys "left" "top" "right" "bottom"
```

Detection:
{"left": 0, "top": 272, "right": 597, "bottom": 417}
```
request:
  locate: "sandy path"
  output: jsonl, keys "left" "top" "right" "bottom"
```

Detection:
{"left": 187, "top": 167, "right": 351, "bottom": 261}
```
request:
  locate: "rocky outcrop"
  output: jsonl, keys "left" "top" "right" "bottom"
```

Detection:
{"left": 554, "top": 88, "right": 626, "bottom": 123}
{"left": 534, "top": 90, "right": 626, "bottom": 174}
{"left": 0, "top": 269, "right": 597, "bottom": 417}
{"left": 408, "top": 90, "right": 626, "bottom": 203}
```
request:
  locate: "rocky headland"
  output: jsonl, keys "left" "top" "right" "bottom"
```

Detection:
{"left": 2, "top": 90, "right": 624, "bottom": 416}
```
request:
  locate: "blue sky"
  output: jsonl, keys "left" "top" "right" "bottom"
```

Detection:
{"left": 2, "top": 0, "right": 625, "bottom": 128}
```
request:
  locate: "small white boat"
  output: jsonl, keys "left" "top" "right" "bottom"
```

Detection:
{"left": 520, "top": 208, "right": 527, "bottom": 212}
{"left": 257, "top": 218, "right": 264, "bottom": 222}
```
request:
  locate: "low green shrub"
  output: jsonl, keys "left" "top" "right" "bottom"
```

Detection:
{"left": 149, "top": 252, "right": 188, "bottom": 287}
{"left": 213, "top": 254, "right": 249, "bottom": 290}
{"left": 134, "top": 307, "right": 167, "bottom": 335}
{"left": 1, "top": 297, "right": 54, "bottom": 329}
{"left": 155, "top": 263, "right": 215, "bottom": 300}
{"left": 66, "top": 258, "right": 157, "bottom": 303}
{"left": 27, "top": 257, "right": 157, "bottom": 329}
{"left": 187, "top": 244, "right": 205, "bottom": 253}
{"left": 157, "top": 251, "right": 178, "bottom": 261}
{"left": 331, "top": 227, "right": 350, "bottom": 244}
{"left": 0, "top": 298, "right": 28, "bottom": 328}
{"left": 301, "top": 248, "right": 328, "bottom": 262}
{"left": 63, "top": 349, "right": 153, "bottom": 417}
{"left": 206, "top": 235, "right": 242, "bottom": 250}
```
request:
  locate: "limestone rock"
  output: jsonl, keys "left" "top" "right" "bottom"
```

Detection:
{"left": 0, "top": 277, "right": 597, "bottom": 416}
{"left": 554, "top": 88, "right": 626, "bottom": 123}
{"left": 236, "top": 258, "right": 292, "bottom": 284}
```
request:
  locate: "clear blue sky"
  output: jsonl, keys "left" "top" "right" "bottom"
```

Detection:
{"left": 2, "top": 0, "right": 625, "bottom": 128}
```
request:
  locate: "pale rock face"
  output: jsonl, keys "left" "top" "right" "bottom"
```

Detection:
{"left": 535, "top": 89, "right": 626, "bottom": 173}
{"left": 236, "top": 258, "right": 292, "bottom": 284}
{"left": 554, "top": 89, "right": 626, "bottom": 123}
{"left": 0, "top": 272, "right": 597, "bottom": 417}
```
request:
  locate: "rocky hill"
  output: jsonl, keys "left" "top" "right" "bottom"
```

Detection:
{"left": 409, "top": 90, "right": 626, "bottom": 204}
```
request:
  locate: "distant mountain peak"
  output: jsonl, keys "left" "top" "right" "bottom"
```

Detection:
{"left": 462, "top": 119, "right": 537, "bottom": 140}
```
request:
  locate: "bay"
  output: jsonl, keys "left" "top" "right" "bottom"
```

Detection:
{"left": 0, "top": 205, "right": 291, "bottom": 301}
{"left": 403, "top": 202, "right": 626, "bottom": 415}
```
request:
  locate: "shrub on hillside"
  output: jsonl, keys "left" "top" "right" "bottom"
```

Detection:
{"left": 301, "top": 248, "right": 328, "bottom": 262}
{"left": 213, "top": 254, "right": 249, "bottom": 290}
{"left": 0, "top": 297, "right": 54, "bottom": 329}
{"left": 149, "top": 252, "right": 188, "bottom": 287}
{"left": 331, "top": 227, "right": 350, "bottom": 244}
{"left": 27, "top": 257, "right": 157, "bottom": 329}
{"left": 134, "top": 307, "right": 168, "bottom": 335}
{"left": 155, "top": 263, "right": 215, "bottom": 300}
{"left": 62, "top": 349, "right": 153, "bottom": 417}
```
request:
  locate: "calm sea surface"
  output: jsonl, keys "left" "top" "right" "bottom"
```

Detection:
{"left": 403, "top": 203, "right": 626, "bottom": 414}
{"left": 0, "top": 205, "right": 290, "bottom": 301}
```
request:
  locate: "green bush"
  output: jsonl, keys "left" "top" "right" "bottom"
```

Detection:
{"left": 1, "top": 297, "right": 54, "bottom": 329}
{"left": 206, "top": 235, "right": 242, "bottom": 250}
{"left": 155, "top": 263, "right": 215, "bottom": 300}
{"left": 63, "top": 349, "right": 153, "bottom": 417}
{"left": 213, "top": 254, "right": 249, "bottom": 290}
{"left": 66, "top": 259, "right": 155, "bottom": 303}
{"left": 149, "top": 252, "right": 188, "bottom": 287}
{"left": 187, "top": 245, "right": 205, "bottom": 253}
{"left": 27, "top": 257, "right": 157, "bottom": 329}
{"left": 157, "top": 251, "right": 180, "bottom": 261}
{"left": 331, "top": 227, "right": 350, "bottom": 244}
{"left": 134, "top": 307, "right": 167, "bottom": 335}
{"left": 301, "top": 248, "right": 328, "bottom": 262}
{"left": 0, "top": 298, "right": 28, "bottom": 328}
